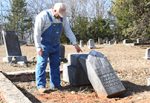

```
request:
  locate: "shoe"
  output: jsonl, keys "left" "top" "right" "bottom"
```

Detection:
{"left": 50, "top": 86, "right": 63, "bottom": 91}
{"left": 38, "top": 88, "right": 47, "bottom": 94}
{"left": 56, "top": 86, "right": 63, "bottom": 90}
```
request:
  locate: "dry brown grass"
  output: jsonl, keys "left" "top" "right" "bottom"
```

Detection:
{"left": 1, "top": 44, "right": 150, "bottom": 103}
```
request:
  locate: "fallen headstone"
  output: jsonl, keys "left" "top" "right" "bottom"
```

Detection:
{"left": 80, "top": 50, "right": 126, "bottom": 97}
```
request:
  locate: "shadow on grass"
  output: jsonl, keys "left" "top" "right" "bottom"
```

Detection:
{"left": 41, "top": 84, "right": 94, "bottom": 94}
{"left": 60, "top": 80, "right": 150, "bottom": 98}
{"left": 120, "top": 81, "right": 150, "bottom": 97}
{"left": 62, "top": 84, "right": 94, "bottom": 92}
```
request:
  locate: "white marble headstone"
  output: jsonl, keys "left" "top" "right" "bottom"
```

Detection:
{"left": 87, "top": 39, "right": 95, "bottom": 49}
{"left": 79, "top": 40, "right": 83, "bottom": 48}
{"left": 145, "top": 48, "right": 150, "bottom": 59}
{"left": 136, "top": 39, "right": 140, "bottom": 44}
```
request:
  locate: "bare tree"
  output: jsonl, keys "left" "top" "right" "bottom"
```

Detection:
{"left": 27, "top": 0, "right": 49, "bottom": 15}
{"left": 0, "top": 0, "right": 12, "bottom": 24}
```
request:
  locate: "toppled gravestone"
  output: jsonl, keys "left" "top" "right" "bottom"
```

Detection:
{"left": 79, "top": 50, "right": 126, "bottom": 97}
{"left": 62, "top": 53, "right": 90, "bottom": 86}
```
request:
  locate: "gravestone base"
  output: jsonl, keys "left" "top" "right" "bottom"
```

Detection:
{"left": 144, "top": 55, "right": 150, "bottom": 60}
{"left": 62, "top": 63, "right": 90, "bottom": 86}
{"left": 2, "top": 56, "right": 27, "bottom": 63}
{"left": 63, "top": 53, "right": 90, "bottom": 86}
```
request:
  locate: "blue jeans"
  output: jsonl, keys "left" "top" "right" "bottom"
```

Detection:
{"left": 35, "top": 46, "right": 61, "bottom": 89}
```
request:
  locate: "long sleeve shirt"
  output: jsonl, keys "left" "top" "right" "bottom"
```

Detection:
{"left": 34, "top": 9, "right": 77, "bottom": 50}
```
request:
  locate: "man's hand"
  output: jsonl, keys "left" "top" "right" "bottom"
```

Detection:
{"left": 37, "top": 48, "right": 43, "bottom": 56}
{"left": 73, "top": 44, "right": 82, "bottom": 53}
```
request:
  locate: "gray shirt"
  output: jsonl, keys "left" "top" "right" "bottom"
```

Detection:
{"left": 34, "top": 9, "right": 77, "bottom": 51}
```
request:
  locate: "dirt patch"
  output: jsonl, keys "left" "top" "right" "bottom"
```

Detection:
{"left": 13, "top": 71, "right": 150, "bottom": 103}
{"left": 1, "top": 44, "right": 150, "bottom": 103}
{"left": 14, "top": 80, "right": 114, "bottom": 103}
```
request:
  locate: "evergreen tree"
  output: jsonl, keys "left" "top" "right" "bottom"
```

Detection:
{"left": 112, "top": 0, "right": 150, "bottom": 39}
{"left": 72, "top": 16, "right": 113, "bottom": 43}
{"left": 89, "top": 17, "right": 113, "bottom": 41}
{"left": 6, "top": 0, "right": 32, "bottom": 40}
{"left": 73, "top": 16, "right": 89, "bottom": 42}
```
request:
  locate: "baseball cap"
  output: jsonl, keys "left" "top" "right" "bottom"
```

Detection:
{"left": 53, "top": 3, "right": 66, "bottom": 17}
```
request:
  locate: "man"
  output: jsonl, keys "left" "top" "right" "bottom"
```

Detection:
{"left": 34, "top": 3, "right": 82, "bottom": 93}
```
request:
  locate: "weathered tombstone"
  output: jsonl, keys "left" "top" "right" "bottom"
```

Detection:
{"left": 87, "top": 39, "right": 95, "bottom": 49}
{"left": 0, "top": 26, "right": 3, "bottom": 45}
{"left": 62, "top": 53, "right": 90, "bottom": 86}
{"left": 2, "top": 30, "right": 27, "bottom": 63}
{"left": 136, "top": 38, "right": 140, "bottom": 44}
{"left": 98, "top": 37, "right": 103, "bottom": 44}
{"left": 114, "top": 41, "right": 117, "bottom": 45}
{"left": 79, "top": 50, "right": 126, "bottom": 97}
{"left": 147, "top": 77, "right": 150, "bottom": 86}
{"left": 111, "top": 37, "right": 117, "bottom": 45}
{"left": 105, "top": 40, "right": 108, "bottom": 44}
{"left": 79, "top": 40, "right": 83, "bottom": 48}
{"left": 123, "top": 39, "right": 127, "bottom": 44}
{"left": 123, "top": 39, "right": 133, "bottom": 44}
{"left": 103, "top": 37, "right": 109, "bottom": 44}
{"left": 144, "top": 48, "right": 150, "bottom": 59}
{"left": 59, "top": 44, "right": 67, "bottom": 62}
{"left": 0, "top": 31, "right": 2, "bottom": 45}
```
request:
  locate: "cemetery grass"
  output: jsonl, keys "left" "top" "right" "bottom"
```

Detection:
{"left": 1, "top": 44, "right": 150, "bottom": 103}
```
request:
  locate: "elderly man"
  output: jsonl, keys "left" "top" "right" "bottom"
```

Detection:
{"left": 34, "top": 3, "right": 82, "bottom": 93}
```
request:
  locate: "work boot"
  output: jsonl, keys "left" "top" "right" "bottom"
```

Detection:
{"left": 50, "top": 86, "right": 63, "bottom": 91}
{"left": 38, "top": 88, "right": 47, "bottom": 94}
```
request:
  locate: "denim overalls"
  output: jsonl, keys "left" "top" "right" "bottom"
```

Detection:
{"left": 35, "top": 11, "right": 63, "bottom": 89}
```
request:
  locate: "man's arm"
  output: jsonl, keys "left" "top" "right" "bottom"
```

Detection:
{"left": 63, "top": 17, "right": 82, "bottom": 52}
{"left": 34, "top": 13, "right": 45, "bottom": 55}
{"left": 63, "top": 17, "right": 77, "bottom": 45}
